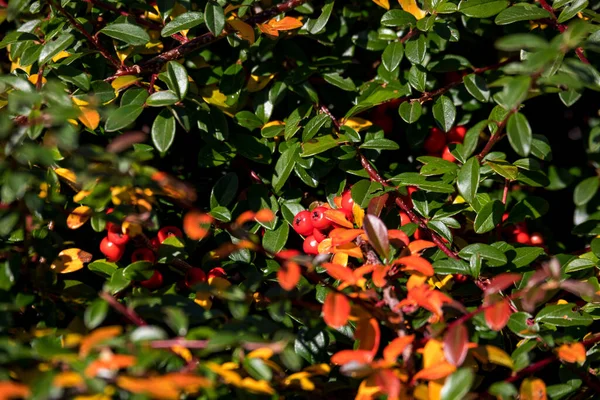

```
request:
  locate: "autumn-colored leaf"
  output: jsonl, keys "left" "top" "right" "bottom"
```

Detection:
{"left": 331, "top": 349, "right": 375, "bottom": 365}
{"left": 111, "top": 75, "right": 140, "bottom": 90}
{"left": 485, "top": 273, "right": 522, "bottom": 295}
{"left": 0, "top": 381, "right": 31, "bottom": 399}
{"left": 323, "top": 292, "right": 351, "bottom": 329}
{"left": 55, "top": 168, "right": 78, "bottom": 185}
{"left": 484, "top": 297, "right": 511, "bottom": 331}
{"left": 79, "top": 326, "right": 123, "bottom": 356}
{"left": 397, "top": 284, "right": 452, "bottom": 317}
{"left": 246, "top": 348, "right": 274, "bottom": 360}
{"left": 269, "top": 16, "right": 304, "bottom": 31}
{"left": 520, "top": 377, "right": 547, "bottom": 400}
{"left": 183, "top": 210, "right": 213, "bottom": 240}
{"left": 325, "top": 209, "right": 354, "bottom": 228}
{"left": 383, "top": 335, "right": 414, "bottom": 364}
{"left": 78, "top": 107, "right": 100, "bottom": 130}
{"left": 329, "top": 228, "right": 364, "bottom": 246}
{"left": 472, "top": 345, "right": 514, "bottom": 369}
{"left": 373, "top": 369, "right": 402, "bottom": 400}
{"left": 255, "top": 208, "right": 275, "bottom": 223}
{"left": 258, "top": 22, "right": 279, "bottom": 37}
{"left": 332, "top": 242, "right": 363, "bottom": 259}
{"left": 235, "top": 210, "right": 256, "bottom": 225}
{"left": 343, "top": 117, "right": 373, "bottom": 132}
{"left": 51, "top": 248, "right": 92, "bottom": 273}
{"left": 322, "top": 262, "right": 356, "bottom": 285}
{"left": 408, "top": 240, "right": 436, "bottom": 254}
{"left": 388, "top": 229, "right": 410, "bottom": 247}
{"left": 67, "top": 206, "right": 92, "bottom": 229}
{"left": 227, "top": 19, "right": 255, "bottom": 44}
{"left": 372, "top": 265, "right": 391, "bottom": 288}
{"left": 372, "top": 0, "right": 391, "bottom": 10}
{"left": 356, "top": 318, "right": 380, "bottom": 354}
{"left": 411, "top": 361, "right": 456, "bottom": 382}
{"left": 85, "top": 353, "right": 137, "bottom": 377}
{"left": 278, "top": 261, "right": 300, "bottom": 291}
{"left": 443, "top": 323, "right": 469, "bottom": 366}
{"left": 53, "top": 371, "right": 84, "bottom": 388}
{"left": 557, "top": 342, "right": 586, "bottom": 363}
{"left": 247, "top": 73, "right": 275, "bottom": 92}
{"left": 393, "top": 256, "right": 434, "bottom": 276}
{"left": 398, "top": 0, "right": 427, "bottom": 20}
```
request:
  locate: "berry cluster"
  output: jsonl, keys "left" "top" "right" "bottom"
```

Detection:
{"left": 292, "top": 190, "right": 356, "bottom": 254}
{"left": 502, "top": 213, "right": 545, "bottom": 249}
{"left": 423, "top": 126, "right": 467, "bottom": 162}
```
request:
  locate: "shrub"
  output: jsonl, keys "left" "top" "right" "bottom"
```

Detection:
{"left": 1, "top": 0, "right": 600, "bottom": 398}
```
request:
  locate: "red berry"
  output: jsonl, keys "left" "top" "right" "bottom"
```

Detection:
{"left": 107, "top": 224, "right": 130, "bottom": 246}
{"left": 399, "top": 212, "right": 411, "bottom": 227}
{"left": 140, "top": 270, "right": 163, "bottom": 290}
{"left": 448, "top": 126, "right": 467, "bottom": 143}
{"left": 311, "top": 206, "right": 331, "bottom": 230}
{"left": 502, "top": 213, "right": 509, "bottom": 222}
{"left": 149, "top": 236, "right": 160, "bottom": 249}
{"left": 185, "top": 268, "right": 207, "bottom": 289}
{"left": 100, "top": 237, "right": 125, "bottom": 262}
{"left": 341, "top": 190, "right": 355, "bottom": 213}
{"left": 515, "top": 232, "right": 530, "bottom": 244}
{"left": 313, "top": 228, "right": 327, "bottom": 243}
{"left": 530, "top": 233, "right": 544, "bottom": 245}
{"left": 158, "top": 226, "right": 183, "bottom": 243}
{"left": 424, "top": 128, "right": 446, "bottom": 153}
{"left": 208, "top": 267, "right": 226, "bottom": 279}
{"left": 131, "top": 248, "right": 155, "bottom": 264}
{"left": 293, "top": 211, "right": 314, "bottom": 236}
{"left": 454, "top": 274, "right": 468, "bottom": 283}
{"left": 442, "top": 143, "right": 458, "bottom": 162}
{"left": 303, "top": 235, "right": 319, "bottom": 255}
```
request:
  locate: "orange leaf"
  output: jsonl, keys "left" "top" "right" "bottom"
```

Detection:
{"left": 373, "top": 0, "right": 391, "bottom": 9}
{"left": 79, "top": 326, "right": 123, "bottom": 357}
{"left": 329, "top": 228, "right": 364, "bottom": 246}
{"left": 278, "top": 261, "right": 300, "bottom": 291}
{"left": 78, "top": 107, "right": 100, "bottom": 130}
{"left": 558, "top": 342, "right": 586, "bottom": 364}
{"left": 520, "top": 377, "right": 547, "bottom": 400}
{"left": 393, "top": 256, "right": 434, "bottom": 276}
{"left": 85, "top": 354, "right": 136, "bottom": 377}
{"left": 331, "top": 349, "right": 374, "bottom": 365}
{"left": 324, "top": 209, "right": 354, "bottom": 228}
{"left": 332, "top": 243, "right": 363, "bottom": 259}
{"left": 353, "top": 264, "right": 376, "bottom": 280}
{"left": 51, "top": 248, "right": 92, "bottom": 273}
{"left": 227, "top": 19, "right": 255, "bottom": 44}
{"left": 485, "top": 273, "right": 522, "bottom": 295}
{"left": 258, "top": 23, "right": 279, "bottom": 37}
{"left": 388, "top": 229, "right": 410, "bottom": 247}
{"left": 322, "top": 262, "right": 356, "bottom": 285}
{"left": 67, "top": 206, "right": 92, "bottom": 229}
{"left": 408, "top": 240, "right": 436, "bottom": 254}
{"left": 398, "top": 0, "right": 427, "bottom": 20}
{"left": 383, "top": 335, "right": 415, "bottom": 364}
{"left": 323, "top": 292, "right": 351, "bottom": 329}
{"left": 401, "top": 284, "right": 452, "bottom": 316}
{"left": 255, "top": 209, "right": 275, "bottom": 223}
{"left": 372, "top": 265, "right": 391, "bottom": 288}
{"left": 269, "top": 16, "right": 304, "bottom": 31}
{"left": 0, "top": 381, "right": 30, "bottom": 399}
{"left": 484, "top": 297, "right": 511, "bottom": 331}
{"left": 411, "top": 362, "right": 456, "bottom": 382}
{"left": 183, "top": 210, "right": 213, "bottom": 240}
{"left": 356, "top": 318, "right": 380, "bottom": 354}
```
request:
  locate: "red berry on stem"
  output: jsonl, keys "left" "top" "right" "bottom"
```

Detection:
{"left": 293, "top": 211, "right": 314, "bottom": 236}
{"left": 454, "top": 274, "right": 468, "bottom": 283}
{"left": 515, "top": 232, "right": 530, "bottom": 244}
{"left": 448, "top": 126, "right": 467, "bottom": 143}
{"left": 208, "top": 267, "right": 226, "bottom": 279}
{"left": 530, "top": 232, "right": 544, "bottom": 245}
{"left": 107, "top": 224, "right": 130, "bottom": 246}
{"left": 341, "top": 190, "right": 354, "bottom": 213}
{"left": 158, "top": 226, "right": 183, "bottom": 243}
{"left": 303, "top": 235, "right": 319, "bottom": 255}
{"left": 424, "top": 127, "right": 446, "bottom": 153}
{"left": 311, "top": 206, "right": 331, "bottom": 230}
{"left": 140, "top": 270, "right": 163, "bottom": 290}
{"left": 100, "top": 237, "right": 124, "bottom": 262}
{"left": 313, "top": 228, "right": 327, "bottom": 243}
{"left": 131, "top": 248, "right": 156, "bottom": 264}
{"left": 185, "top": 268, "right": 207, "bottom": 289}
{"left": 442, "top": 143, "right": 458, "bottom": 162}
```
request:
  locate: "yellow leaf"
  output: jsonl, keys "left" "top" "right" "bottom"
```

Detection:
{"left": 247, "top": 348, "right": 274, "bottom": 360}
{"left": 73, "top": 190, "right": 91, "bottom": 203}
{"left": 78, "top": 107, "right": 100, "bottom": 130}
{"left": 411, "top": 362, "right": 456, "bottom": 382}
{"left": 194, "top": 291, "right": 212, "bottom": 310}
{"left": 283, "top": 372, "right": 315, "bottom": 390}
{"left": 55, "top": 167, "right": 78, "bottom": 185}
{"left": 247, "top": 74, "right": 275, "bottom": 92}
{"left": 398, "top": 0, "right": 427, "bottom": 19}
{"left": 520, "top": 377, "right": 547, "bottom": 400}
{"left": 52, "top": 50, "right": 70, "bottom": 62}
{"left": 228, "top": 19, "right": 256, "bottom": 44}
{"left": 199, "top": 85, "right": 236, "bottom": 114}
{"left": 353, "top": 203, "right": 365, "bottom": 228}
{"left": 170, "top": 346, "right": 193, "bottom": 362}
{"left": 28, "top": 74, "right": 47, "bottom": 86}
{"left": 472, "top": 345, "right": 514, "bottom": 369}
{"left": 67, "top": 206, "right": 92, "bottom": 229}
{"left": 422, "top": 339, "right": 444, "bottom": 368}
{"left": 111, "top": 76, "right": 140, "bottom": 91}
{"left": 116, "top": 47, "right": 133, "bottom": 63}
{"left": 51, "top": 248, "right": 92, "bottom": 273}
{"left": 558, "top": 342, "right": 586, "bottom": 364}
{"left": 332, "top": 252, "right": 349, "bottom": 267}
{"left": 240, "top": 377, "right": 275, "bottom": 395}
{"left": 11, "top": 58, "right": 32, "bottom": 74}
{"left": 53, "top": 371, "right": 84, "bottom": 388}
{"left": 206, "top": 362, "right": 242, "bottom": 385}
{"left": 343, "top": 117, "right": 373, "bottom": 132}
{"left": 373, "top": 0, "right": 391, "bottom": 10}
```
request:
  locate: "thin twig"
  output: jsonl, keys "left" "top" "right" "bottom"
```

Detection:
{"left": 100, "top": 291, "right": 147, "bottom": 326}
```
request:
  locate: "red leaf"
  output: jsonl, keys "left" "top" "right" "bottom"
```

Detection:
{"left": 363, "top": 214, "right": 390, "bottom": 260}
{"left": 322, "top": 262, "right": 356, "bottom": 285}
{"left": 277, "top": 261, "right": 300, "bottom": 291}
{"left": 323, "top": 292, "right": 351, "bottom": 329}
{"left": 356, "top": 318, "right": 380, "bottom": 355}
{"left": 324, "top": 209, "right": 354, "bottom": 228}
{"left": 411, "top": 362, "right": 456, "bottom": 382}
{"left": 367, "top": 194, "right": 389, "bottom": 217}
{"left": 393, "top": 256, "right": 434, "bottom": 276}
{"left": 408, "top": 240, "right": 436, "bottom": 254}
{"left": 374, "top": 369, "right": 401, "bottom": 400}
{"left": 387, "top": 229, "right": 410, "bottom": 247}
{"left": 443, "top": 323, "right": 469, "bottom": 366}
{"left": 485, "top": 273, "right": 522, "bottom": 295}
{"left": 484, "top": 298, "right": 511, "bottom": 331}
{"left": 331, "top": 349, "right": 374, "bottom": 365}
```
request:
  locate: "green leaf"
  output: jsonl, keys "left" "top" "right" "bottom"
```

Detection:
{"left": 573, "top": 176, "right": 599, "bottom": 206}
{"left": 463, "top": 74, "right": 490, "bottom": 102}
{"left": 210, "top": 173, "right": 238, "bottom": 209}
{"left": 235, "top": 111, "right": 263, "bottom": 131}
{"left": 531, "top": 134, "right": 552, "bottom": 161}
{"left": 151, "top": 109, "right": 176, "bottom": 153}
{"left": 559, "top": 89, "right": 582, "bottom": 107}
{"left": 405, "top": 35, "right": 427, "bottom": 65}
{"left": 381, "top": 10, "right": 417, "bottom": 27}
{"left": 309, "top": 0, "right": 334, "bottom": 34}
{"left": 408, "top": 64, "right": 427, "bottom": 92}
{"left": 507, "top": 312, "right": 539, "bottom": 338}
{"left": 301, "top": 135, "right": 342, "bottom": 157}
{"left": 302, "top": 113, "right": 330, "bottom": 142}
{"left": 38, "top": 33, "right": 74, "bottom": 65}
{"left": 494, "top": 4, "right": 551, "bottom": 25}
{"left": 399, "top": 101, "right": 422, "bottom": 124}
{"left": 322, "top": 73, "right": 356, "bottom": 91}
{"left": 433, "top": 95, "right": 456, "bottom": 132}
{"left": 535, "top": 303, "right": 593, "bottom": 327}
{"left": 474, "top": 200, "right": 504, "bottom": 233}
{"left": 433, "top": 258, "right": 472, "bottom": 275}
{"left": 510, "top": 247, "right": 545, "bottom": 268}
{"left": 457, "top": 157, "right": 480, "bottom": 204}
{"left": 146, "top": 90, "right": 179, "bottom": 107}
{"left": 204, "top": 1, "right": 225, "bottom": 36}
{"left": 495, "top": 33, "right": 548, "bottom": 51}
{"left": 459, "top": 243, "right": 507, "bottom": 266}
{"left": 441, "top": 368, "right": 474, "bottom": 400}
{"left": 459, "top": 0, "right": 509, "bottom": 18}
{"left": 104, "top": 269, "right": 131, "bottom": 295}
{"left": 105, "top": 104, "right": 143, "bottom": 132}
{"left": 507, "top": 112, "right": 532, "bottom": 157}
{"left": 84, "top": 299, "right": 108, "bottom": 330}
{"left": 557, "top": 0, "right": 588, "bottom": 23}
{"left": 495, "top": 76, "right": 530, "bottom": 110}
{"left": 272, "top": 144, "right": 300, "bottom": 193}
{"left": 123, "top": 261, "right": 154, "bottom": 280}
{"left": 161, "top": 12, "right": 204, "bottom": 37}
{"left": 166, "top": 61, "right": 189, "bottom": 100}
{"left": 360, "top": 138, "right": 399, "bottom": 150}
{"left": 100, "top": 23, "right": 150, "bottom": 45}
{"left": 263, "top": 219, "right": 289, "bottom": 254}
{"left": 487, "top": 160, "right": 519, "bottom": 180}
{"left": 88, "top": 260, "right": 118, "bottom": 277}
{"left": 391, "top": 173, "right": 455, "bottom": 193}
{"left": 382, "top": 42, "right": 404, "bottom": 72}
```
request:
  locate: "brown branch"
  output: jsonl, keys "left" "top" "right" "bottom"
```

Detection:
{"left": 537, "top": 0, "right": 589, "bottom": 64}
{"left": 100, "top": 291, "right": 147, "bottom": 326}
{"left": 476, "top": 111, "right": 511, "bottom": 161}
{"left": 48, "top": 0, "right": 122, "bottom": 69}
{"left": 84, "top": 0, "right": 163, "bottom": 31}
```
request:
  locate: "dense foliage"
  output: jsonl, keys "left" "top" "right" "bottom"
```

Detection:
{"left": 1, "top": 0, "right": 600, "bottom": 398}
